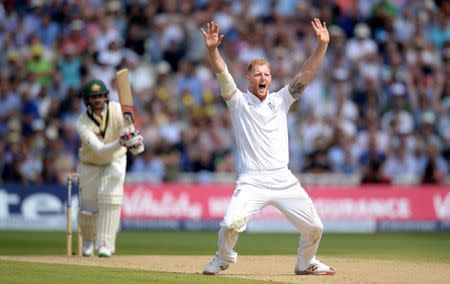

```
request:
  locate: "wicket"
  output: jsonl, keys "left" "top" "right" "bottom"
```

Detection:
{"left": 66, "top": 172, "right": 82, "bottom": 256}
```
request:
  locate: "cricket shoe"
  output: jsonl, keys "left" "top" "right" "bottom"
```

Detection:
{"left": 295, "top": 260, "right": 336, "bottom": 275}
{"left": 203, "top": 256, "right": 229, "bottom": 275}
{"left": 98, "top": 246, "right": 112, "bottom": 258}
{"left": 82, "top": 240, "right": 94, "bottom": 257}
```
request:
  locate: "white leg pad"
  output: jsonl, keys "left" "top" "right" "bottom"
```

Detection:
{"left": 78, "top": 210, "right": 97, "bottom": 241}
{"left": 96, "top": 204, "right": 121, "bottom": 254}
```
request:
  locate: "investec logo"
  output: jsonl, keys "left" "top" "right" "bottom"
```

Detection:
{"left": 433, "top": 193, "right": 450, "bottom": 220}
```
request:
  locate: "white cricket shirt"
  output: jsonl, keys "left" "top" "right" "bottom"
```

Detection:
{"left": 226, "top": 86, "right": 297, "bottom": 173}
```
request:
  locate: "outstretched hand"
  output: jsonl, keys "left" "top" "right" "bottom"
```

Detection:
{"left": 201, "top": 22, "right": 224, "bottom": 49}
{"left": 311, "top": 18, "right": 329, "bottom": 44}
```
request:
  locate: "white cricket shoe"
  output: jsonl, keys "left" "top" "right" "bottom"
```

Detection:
{"left": 82, "top": 240, "right": 94, "bottom": 257}
{"left": 98, "top": 246, "right": 112, "bottom": 258}
{"left": 202, "top": 256, "right": 229, "bottom": 275}
{"left": 295, "top": 260, "right": 336, "bottom": 275}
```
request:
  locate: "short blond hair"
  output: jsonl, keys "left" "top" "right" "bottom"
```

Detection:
{"left": 247, "top": 58, "right": 271, "bottom": 74}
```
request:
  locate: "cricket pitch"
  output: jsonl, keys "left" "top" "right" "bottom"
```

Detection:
{"left": 1, "top": 255, "right": 449, "bottom": 283}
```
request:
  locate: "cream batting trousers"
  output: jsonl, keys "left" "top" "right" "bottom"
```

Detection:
{"left": 78, "top": 155, "right": 126, "bottom": 252}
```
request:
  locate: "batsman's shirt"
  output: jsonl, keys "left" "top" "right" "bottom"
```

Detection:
{"left": 77, "top": 101, "right": 126, "bottom": 165}
{"left": 226, "top": 86, "right": 297, "bottom": 173}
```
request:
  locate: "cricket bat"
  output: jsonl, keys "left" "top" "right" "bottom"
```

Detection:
{"left": 115, "top": 68, "right": 144, "bottom": 155}
{"left": 115, "top": 68, "right": 136, "bottom": 127}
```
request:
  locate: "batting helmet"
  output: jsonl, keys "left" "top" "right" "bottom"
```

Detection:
{"left": 82, "top": 79, "right": 109, "bottom": 106}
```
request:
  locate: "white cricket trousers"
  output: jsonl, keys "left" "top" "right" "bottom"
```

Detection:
{"left": 216, "top": 168, "right": 323, "bottom": 270}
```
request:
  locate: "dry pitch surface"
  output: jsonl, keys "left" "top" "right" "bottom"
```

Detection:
{"left": 2, "top": 255, "right": 450, "bottom": 283}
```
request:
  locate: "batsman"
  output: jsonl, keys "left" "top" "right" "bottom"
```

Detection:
{"left": 76, "top": 79, "right": 143, "bottom": 257}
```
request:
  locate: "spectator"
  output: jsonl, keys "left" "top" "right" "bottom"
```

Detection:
{"left": 359, "top": 128, "right": 388, "bottom": 183}
{"left": 60, "top": 20, "right": 88, "bottom": 55}
{"left": 382, "top": 137, "right": 420, "bottom": 184}
{"left": 41, "top": 153, "right": 59, "bottom": 184}
{"left": 381, "top": 92, "right": 414, "bottom": 135}
{"left": 0, "top": 140, "right": 6, "bottom": 183}
{"left": 303, "top": 135, "right": 332, "bottom": 174}
{"left": 0, "top": 75, "right": 21, "bottom": 135}
{"left": 130, "top": 147, "right": 165, "bottom": 183}
{"left": 216, "top": 150, "right": 236, "bottom": 173}
{"left": 20, "top": 86, "right": 42, "bottom": 137}
{"left": 0, "top": 1, "right": 448, "bottom": 185}
{"left": 176, "top": 59, "right": 204, "bottom": 106}
{"left": 327, "top": 124, "right": 359, "bottom": 175}
{"left": 438, "top": 97, "right": 450, "bottom": 162}
{"left": 35, "top": 10, "right": 59, "bottom": 48}
{"left": 19, "top": 146, "right": 43, "bottom": 184}
{"left": 58, "top": 45, "right": 82, "bottom": 90}
{"left": 2, "top": 157, "right": 24, "bottom": 183}
{"left": 345, "top": 23, "right": 377, "bottom": 63}
{"left": 25, "top": 42, "right": 54, "bottom": 87}
{"left": 418, "top": 141, "right": 448, "bottom": 184}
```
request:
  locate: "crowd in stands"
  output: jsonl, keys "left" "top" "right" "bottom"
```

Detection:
{"left": 0, "top": 0, "right": 449, "bottom": 185}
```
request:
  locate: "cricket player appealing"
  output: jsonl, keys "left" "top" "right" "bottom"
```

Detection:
{"left": 76, "top": 79, "right": 143, "bottom": 257}
{"left": 201, "top": 19, "right": 335, "bottom": 275}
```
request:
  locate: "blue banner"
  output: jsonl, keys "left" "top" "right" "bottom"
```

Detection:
{"left": 0, "top": 183, "right": 79, "bottom": 230}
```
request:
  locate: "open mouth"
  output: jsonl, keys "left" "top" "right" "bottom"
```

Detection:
{"left": 258, "top": 83, "right": 266, "bottom": 92}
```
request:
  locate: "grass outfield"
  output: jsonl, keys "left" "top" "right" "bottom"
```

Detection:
{"left": 1, "top": 231, "right": 450, "bottom": 262}
{"left": 1, "top": 231, "right": 450, "bottom": 283}
{"left": 1, "top": 261, "right": 264, "bottom": 284}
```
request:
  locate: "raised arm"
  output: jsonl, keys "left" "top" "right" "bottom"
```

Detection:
{"left": 201, "top": 22, "right": 237, "bottom": 101}
{"left": 289, "top": 18, "right": 329, "bottom": 99}
{"left": 201, "top": 22, "right": 226, "bottom": 73}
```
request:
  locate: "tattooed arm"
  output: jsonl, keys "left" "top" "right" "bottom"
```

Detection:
{"left": 289, "top": 18, "right": 329, "bottom": 99}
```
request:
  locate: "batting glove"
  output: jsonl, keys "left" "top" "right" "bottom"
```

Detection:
{"left": 120, "top": 127, "right": 144, "bottom": 155}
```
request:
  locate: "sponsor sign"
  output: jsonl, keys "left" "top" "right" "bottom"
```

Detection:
{"left": 122, "top": 184, "right": 231, "bottom": 220}
{"left": 0, "top": 183, "right": 449, "bottom": 231}
{"left": 122, "top": 184, "right": 450, "bottom": 222}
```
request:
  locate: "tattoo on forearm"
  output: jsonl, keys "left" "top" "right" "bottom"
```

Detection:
{"left": 289, "top": 81, "right": 306, "bottom": 99}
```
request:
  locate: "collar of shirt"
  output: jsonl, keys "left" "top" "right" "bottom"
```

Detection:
{"left": 245, "top": 89, "right": 269, "bottom": 106}
{"left": 92, "top": 105, "right": 107, "bottom": 121}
